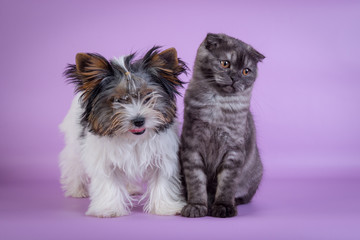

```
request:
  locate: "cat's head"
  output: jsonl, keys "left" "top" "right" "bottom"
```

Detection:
{"left": 196, "top": 33, "right": 265, "bottom": 94}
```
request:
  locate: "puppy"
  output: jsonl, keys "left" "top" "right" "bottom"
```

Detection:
{"left": 59, "top": 47, "right": 187, "bottom": 217}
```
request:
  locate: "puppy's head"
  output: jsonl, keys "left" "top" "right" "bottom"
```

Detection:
{"left": 64, "top": 47, "right": 187, "bottom": 136}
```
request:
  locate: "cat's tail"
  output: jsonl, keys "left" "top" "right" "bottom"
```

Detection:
{"left": 235, "top": 184, "right": 260, "bottom": 205}
{"left": 235, "top": 197, "right": 252, "bottom": 205}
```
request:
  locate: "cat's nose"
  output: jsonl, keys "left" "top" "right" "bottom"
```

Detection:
{"left": 230, "top": 76, "right": 239, "bottom": 82}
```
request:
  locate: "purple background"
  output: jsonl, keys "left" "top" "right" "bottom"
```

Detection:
{"left": 1, "top": 0, "right": 360, "bottom": 239}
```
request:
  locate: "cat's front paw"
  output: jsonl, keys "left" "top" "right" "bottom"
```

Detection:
{"left": 211, "top": 203, "right": 237, "bottom": 218}
{"left": 181, "top": 203, "right": 207, "bottom": 218}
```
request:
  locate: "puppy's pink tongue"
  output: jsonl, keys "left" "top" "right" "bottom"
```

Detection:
{"left": 130, "top": 128, "right": 145, "bottom": 133}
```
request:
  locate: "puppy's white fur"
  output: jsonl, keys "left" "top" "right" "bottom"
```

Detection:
{"left": 59, "top": 94, "right": 185, "bottom": 217}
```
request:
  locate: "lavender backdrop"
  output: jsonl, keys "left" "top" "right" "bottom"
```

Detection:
{"left": 1, "top": 0, "right": 359, "bottom": 239}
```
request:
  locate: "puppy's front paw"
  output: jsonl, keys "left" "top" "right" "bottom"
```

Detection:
{"left": 210, "top": 203, "right": 237, "bottom": 218}
{"left": 181, "top": 203, "right": 207, "bottom": 218}
{"left": 64, "top": 187, "right": 89, "bottom": 198}
{"left": 63, "top": 182, "right": 89, "bottom": 198}
{"left": 86, "top": 207, "right": 129, "bottom": 218}
{"left": 145, "top": 200, "right": 186, "bottom": 216}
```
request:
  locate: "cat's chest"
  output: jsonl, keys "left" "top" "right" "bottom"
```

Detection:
{"left": 198, "top": 94, "right": 249, "bottom": 125}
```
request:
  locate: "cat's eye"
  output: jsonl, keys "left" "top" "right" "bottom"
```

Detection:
{"left": 220, "top": 60, "right": 231, "bottom": 68}
{"left": 242, "top": 68, "right": 251, "bottom": 76}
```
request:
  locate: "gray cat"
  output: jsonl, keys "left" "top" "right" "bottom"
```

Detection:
{"left": 179, "top": 33, "right": 265, "bottom": 218}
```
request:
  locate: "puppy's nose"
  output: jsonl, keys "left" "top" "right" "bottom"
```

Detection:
{"left": 132, "top": 117, "right": 145, "bottom": 127}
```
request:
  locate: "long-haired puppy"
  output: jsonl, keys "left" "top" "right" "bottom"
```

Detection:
{"left": 59, "top": 47, "right": 187, "bottom": 217}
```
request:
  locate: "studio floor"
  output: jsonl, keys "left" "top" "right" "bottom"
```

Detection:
{"left": 1, "top": 155, "right": 360, "bottom": 240}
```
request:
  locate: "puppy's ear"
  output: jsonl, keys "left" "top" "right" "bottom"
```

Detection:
{"left": 204, "top": 33, "right": 223, "bottom": 50}
{"left": 156, "top": 48, "right": 187, "bottom": 84}
{"left": 144, "top": 47, "right": 187, "bottom": 97}
{"left": 157, "top": 48, "right": 181, "bottom": 73}
{"left": 64, "top": 53, "right": 113, "bottom": 100}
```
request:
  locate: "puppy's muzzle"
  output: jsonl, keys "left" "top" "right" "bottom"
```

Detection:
{"left": 130, "top": 117, "right": 146, "bottom": 135}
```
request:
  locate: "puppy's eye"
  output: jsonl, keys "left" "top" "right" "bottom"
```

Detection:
{"left": 114, "top": 95, "right": 129, "bottom": 103}
{"left": 143, "top": 92, "right": 152, "bottom": 104}
{"left": 242, "top": 68, "right": 251, "bottom": 76}
{"left": 143, "top": 97, "right": 151, "bottom": 104}
{"left": 220, "top": 60, "right": 230, "bottom": 68}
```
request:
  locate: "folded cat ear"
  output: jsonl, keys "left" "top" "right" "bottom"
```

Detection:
{"left": 205, "top": 33, "right": 223, "bottom": 50}
{"left": 144, "top": 47, "right": 187, "bottom": 97}
{"left": 64, "top": 53, "right": 113, "bottom": 99}
{"left": 248, "top": 46, "right": 265, "bottom": 62}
